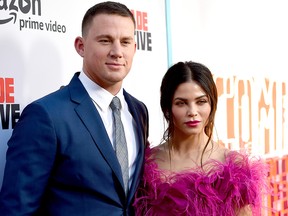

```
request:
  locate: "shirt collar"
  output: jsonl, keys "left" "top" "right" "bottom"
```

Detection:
{"left": 79, "top": 71, "right": 125, "bottom": 111}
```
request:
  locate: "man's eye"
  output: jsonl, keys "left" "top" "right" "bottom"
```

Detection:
{"left": 99, "top": 39, "right": 110, "bottom": 43}
{"left": 122, "top": 41, "right": 131, "bottom": 45}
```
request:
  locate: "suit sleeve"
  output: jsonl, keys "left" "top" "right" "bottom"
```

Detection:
{"left": 0, "top": 102, "right": 57, "bottom": 215}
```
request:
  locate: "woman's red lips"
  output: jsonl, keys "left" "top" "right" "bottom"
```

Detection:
{"left": 185, "top": 120, "right": 200, "bottom": 127}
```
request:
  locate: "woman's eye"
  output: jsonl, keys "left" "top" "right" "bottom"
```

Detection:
{"left": 198, "top": 100, "right": 207, "bottom": 104}
{"left": 175, "top": 101, "right": 185, "bottom": 106}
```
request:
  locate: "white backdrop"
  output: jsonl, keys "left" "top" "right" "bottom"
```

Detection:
{"left": 0, "top": 0, "right": 167, "bottom": 188}
{"left": 1, "top": 0, "right": 287, "bottom": 213}
{"left": 169, "top": 0, "right": 288, "bottom": 156}
{"left": 168, "top": 1, "right": 288, "bottom": 214}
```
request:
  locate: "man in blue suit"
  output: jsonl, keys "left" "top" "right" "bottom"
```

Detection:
{"left": 0, "top": 1, "right": 149, "bottom": 215}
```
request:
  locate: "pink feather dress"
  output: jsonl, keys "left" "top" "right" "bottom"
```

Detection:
{"left": 133, "top": 147, "right": 269, "bottom": 216}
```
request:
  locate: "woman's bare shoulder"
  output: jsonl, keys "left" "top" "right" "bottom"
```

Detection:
{"left": 150, "top": 143, "right": 171, "bottom": 166}
{"left": 210, "top": 142, "right": 230, "bottom": 163}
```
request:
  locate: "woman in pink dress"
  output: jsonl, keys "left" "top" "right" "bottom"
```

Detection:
{"left": 133, "top": 61, "right": 269, "bottom": 216}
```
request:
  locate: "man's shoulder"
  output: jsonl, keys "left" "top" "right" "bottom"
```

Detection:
{"left": 123, "top": 90, "right": 145, "bottom": 105}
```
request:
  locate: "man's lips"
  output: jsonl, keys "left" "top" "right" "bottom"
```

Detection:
{"left": 105, "top": 62, "right": 124, "bottom": 70}
{"left": 106, "top": 62, "right": 124, "bottom": 66}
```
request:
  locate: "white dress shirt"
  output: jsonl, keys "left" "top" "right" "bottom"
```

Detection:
{"left": 79, "top": 71, "right": 138, "bottom": 190}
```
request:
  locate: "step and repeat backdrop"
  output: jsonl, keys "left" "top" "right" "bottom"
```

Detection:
{"left": 1, "top": 0, "right": 288, "bottom": 215}
{"left": 0, "top": 0, "right": 167, "bottom": 186}
{"left": 168, "top": 1, "right": 288, "bottom": 215}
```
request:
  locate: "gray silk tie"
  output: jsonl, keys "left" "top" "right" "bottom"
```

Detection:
{"left": 110, "top": 96, "right": 129, "bottom": 195}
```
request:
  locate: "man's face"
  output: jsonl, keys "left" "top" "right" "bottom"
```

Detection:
{"left": 75, "top": 14, "right": 136, "bottom": 93}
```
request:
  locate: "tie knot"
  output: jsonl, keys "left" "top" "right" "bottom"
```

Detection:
{"left": 110, "top": 96, "right": 121, "bottom": 111}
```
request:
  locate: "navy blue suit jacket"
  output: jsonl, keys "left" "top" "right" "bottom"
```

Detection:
{"left": 0, "top": 72, "right": 149, "bottom": 216}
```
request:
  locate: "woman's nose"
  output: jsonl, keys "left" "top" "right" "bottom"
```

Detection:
{"left": 187, "top": 106, "right": 197, "bottom": 117}
{"left": 188, "top": 113, "right": 198, "bottom": 117}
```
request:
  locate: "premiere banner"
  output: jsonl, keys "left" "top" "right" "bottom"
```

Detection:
{"left": 168, "top": 1, "right": 288, "bottom": 214}
{"left": 0, "top": 0, "right": 168, "bottom": 187}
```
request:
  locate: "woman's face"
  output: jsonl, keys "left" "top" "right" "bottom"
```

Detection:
{"left": 171, "top": 80, "right": 211, "bottom": 138}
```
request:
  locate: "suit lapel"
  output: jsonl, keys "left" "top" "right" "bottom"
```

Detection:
{"left": 68, "top": 74, "right": 147, "bottom": 200}
{"left": 124, "top": 91, "right": 146, "bottom": 202}
{"left": 68, "top": 73, "right": 124, "bottom": 188}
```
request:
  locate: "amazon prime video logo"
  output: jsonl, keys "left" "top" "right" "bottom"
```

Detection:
{"left": 0, "top": 0, "right": 41, "bottom": 25}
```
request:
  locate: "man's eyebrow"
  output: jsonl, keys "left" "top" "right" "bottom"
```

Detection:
{"left": 96, "top": 34, "right": 112, "bottom": 39}
{"left": 95, "top": 35, "right": 134, "bottom": 40}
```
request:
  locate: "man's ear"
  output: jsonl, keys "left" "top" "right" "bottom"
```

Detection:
{"left": 74, "top": 36, "right": 85, "bottom": 57}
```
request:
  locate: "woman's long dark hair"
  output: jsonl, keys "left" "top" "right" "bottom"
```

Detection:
{"left": 160, "top": 61, "right": 218, "bottom": 167}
